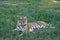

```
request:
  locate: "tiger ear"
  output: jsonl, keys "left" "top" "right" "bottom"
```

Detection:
{"left": 24, "top": 16, "right": 27, "bottom": 19}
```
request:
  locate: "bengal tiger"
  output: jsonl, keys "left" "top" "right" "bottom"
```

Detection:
{"left": 14, "top": 16, "right": 50, "bottom": 32}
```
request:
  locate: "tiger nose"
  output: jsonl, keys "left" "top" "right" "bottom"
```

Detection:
{"left": 21, "top": 20, "right": 25, "bottom": 22}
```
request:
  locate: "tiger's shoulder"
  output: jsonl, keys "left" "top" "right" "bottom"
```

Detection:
{"left": 36, "top": 21, "right": 47, "bottom": 26}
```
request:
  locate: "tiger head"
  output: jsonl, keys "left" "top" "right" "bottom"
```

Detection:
{"left": 16, "top": 16, "right": 27, "bottom": 32}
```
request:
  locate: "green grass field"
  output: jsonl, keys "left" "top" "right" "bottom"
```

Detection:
{"left": 0, "top": 0, "right": 60, "bottom": 40}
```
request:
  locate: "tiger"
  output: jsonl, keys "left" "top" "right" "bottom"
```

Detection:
{"left": 14, "top": 16, "right": 50, "bottom": 32}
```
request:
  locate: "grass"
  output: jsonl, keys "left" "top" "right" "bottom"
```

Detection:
{"left": 0, "top": 0, "right": 60, "bottom": 40}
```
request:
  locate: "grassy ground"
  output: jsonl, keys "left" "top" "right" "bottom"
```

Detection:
{"left": 0, "top": 0, "right": 60, "bottom": 40}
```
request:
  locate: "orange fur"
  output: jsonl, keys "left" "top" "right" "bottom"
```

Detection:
{"left": 36, "top": 21, "right": 47, "bottom": 26}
